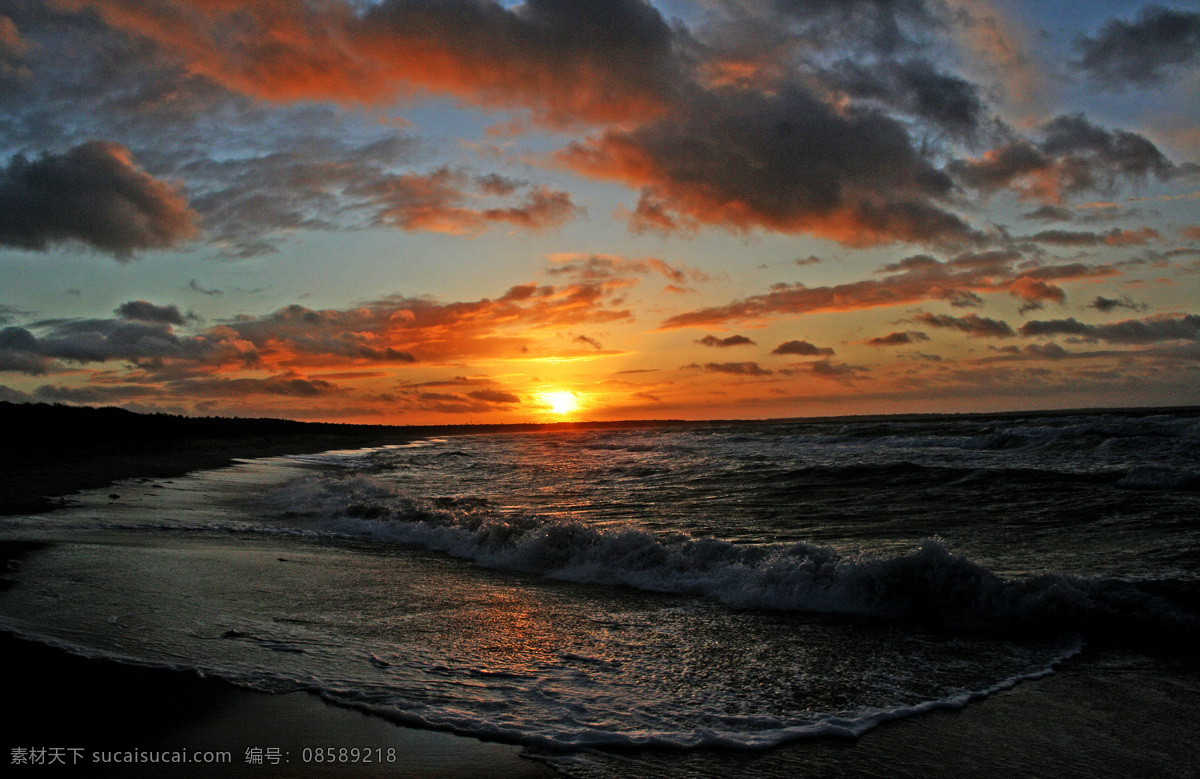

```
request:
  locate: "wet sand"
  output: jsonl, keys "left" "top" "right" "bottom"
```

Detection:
{"left": 0, "top": 541, "right": 552, "bottom": 778}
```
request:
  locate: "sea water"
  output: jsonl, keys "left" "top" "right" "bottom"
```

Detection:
{"left": 1, "top": 411, "right": 1197, "bottom": 773}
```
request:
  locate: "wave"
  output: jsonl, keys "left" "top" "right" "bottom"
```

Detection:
{"left": 268, "top": 475, "right": 1200, "bottom": 640}
{"left": 846, "top": 414, "right": 1200, "bottom": 457}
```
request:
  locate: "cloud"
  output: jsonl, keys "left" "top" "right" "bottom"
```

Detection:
{"left": 659, "top": 252, "right": 1112, "bottom": 329}
{"left": 703, "top": 361, "right": 773, "bottom": 376}
{"left": 911, "top": 312, "right": 1015, "bottom": 338}
{"left": 1021, "top": 205, "right": 1075, "bottom": 222}
{"left": 825, "top": 58, "right": 986, "bottom": 138}
{"left": 0, "top": 320, "right": 220, "bottom": 370}
{"left": 33, "top": 384, "right": 161, "bottom": 403}
{"left": 779, "top": 360, "right": 866, "bottom": 383}
{"left": 771, "top": 340, "right": 835, "bottom": 356}
{"left": 559, "top": 84, "right": 976, "bottom": 246}
{"left": 115, "top": 300, "right": 187, "bottom": 325}
{"left": 950, "top": 114, "right": 1176, "bottom": 203}
{"left": 1022, "top": 343, "right": 1069, "bottom": 360}
{"left": 0, "top": 141, "right": 197, "bottom": 258}
{"left": 0, "top": 272, "right": 636, "bottom": 385}
{"left": 697, "top": 334, "right": 755, "bottom": 348}
{"left": 0, "top": 327, "right": 55, "bottom": 374}
{"left": 573, "top": 334, "right": 603, "bottom": 350}
{"left": 185, "top": 141, "right": 581, "bottom": 254}
{"left": 1020, "top": 314, "right": 1200, "bottom": 345}
{"left": 547, "top": 254, "right": 710, "bottom": 288}
{"left": 352, "top": 168, "right": 581, "bottom": 235}
{"left": 166, "top": 375, "right": 342, "bottom": 398}
{"left": 467, "top": 389, "right": 520, "bottom": 404}
{"left": 400, "top": 388, "right": 521, "bottom": 415}
{"left": 1087, "top": 295, "right": 1147, "bottom": 314}
{"left": 1075, "top": 6, "right": 1200, "bottom": 88}
{"left": 64, "top": 0, "right": 684, "bottom": 126}
{"left": 866, "top": 331, "right": 930, "bottom": 346}
{"left": 1022, "top": 227, "right": 1162, "bottom": 247}
{"left": 186, "top": 279, "right": 223, "bottom": 296}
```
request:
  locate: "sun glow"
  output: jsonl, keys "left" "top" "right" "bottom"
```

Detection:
{"left": 540, "top": 390, "right": 580, "bottom": 415}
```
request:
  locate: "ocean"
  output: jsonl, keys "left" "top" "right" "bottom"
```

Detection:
{"left": 2, "top": 410, "right": 1198, "bottom": 776}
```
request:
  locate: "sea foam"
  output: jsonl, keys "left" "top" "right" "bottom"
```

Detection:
{"left": 268, "top": 473, "right": 1199, "bottom": 639}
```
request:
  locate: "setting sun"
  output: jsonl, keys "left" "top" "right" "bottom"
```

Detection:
{"left": 540, "top": 391, "right": 580, "bottom": 415}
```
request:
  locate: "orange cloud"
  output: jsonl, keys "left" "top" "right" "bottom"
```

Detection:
{"left": 350, "top": 168, "right": 581, "bottom": 234}
{"left": 659, "top": 253, "right": 1116, "bottom": 330}
{"left": 57, "top": 0, "right": 681, "bottom": 125}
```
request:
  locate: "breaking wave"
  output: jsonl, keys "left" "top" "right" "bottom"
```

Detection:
{"left": 269, "top": 474, "right": 1199, "bottom": 640}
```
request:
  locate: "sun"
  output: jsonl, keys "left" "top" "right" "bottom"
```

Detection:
{"left": 540, "top": 390, "right": 580, "bottom": 415}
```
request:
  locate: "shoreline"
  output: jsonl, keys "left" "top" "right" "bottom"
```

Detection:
{"left": 0, "top": 538, "right": 553, "bottom": 778}
{"left": 0, "top": 630, "right": 554, "bottom": 778}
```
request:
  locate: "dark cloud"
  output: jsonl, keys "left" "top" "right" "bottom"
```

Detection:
{"left": 573, "top": 334, "right": 603, "bottom": 350}
{"left": 697, "top": 334, "right": 756, "bottom": 348}
{"left": 911, "top": 312, "right": 1015, "bottom": 338}
{"left": 1075, "top": 6, "right": 1200, "bottom": 88}
{"left": 731, "top": 0, "right": 940, "bottom": 56}
{"left": 951, "top": 115, "right": 1175, "bottom": 203}
{"left": 115, "top": 300, "right": 187, "bottom": 325}
{"left": 866, "top": 331, "right": 930, "bottom": 346}
{"left": 827, "top": 58, "right": 985, "bottom": 137}
{"left": 1088, "top": 295, "right": 1147, "bottom": 314}
{"left": 1040, "top": 114, "right": 1174, "bottom": 179}
{"left": 167, "top": 375, "right": 342, "bottom": 398}
{"left": 467, "top": 389, "right": 520, "bottom": 404}
{"left": 0, "top": 320, "right": 216, "bottom": 369}
{"left": 0, "top": 384, "right": 34, "bottom": 403}
{"left": 401, "top": 387, "right": 519, "bottom": 415}
{"left": 1021, "top": 205, "right": 1075, "bottom": 222}
{"left": 778, "top": 360, "right": 866, "bottom": 383}
{"left": 560, "top": 84, "right": 976, "bottom": 246}
{"left": 703, "top": 361, "right": 773, "bottom": 376}
{"left": 33, "top": 384, "right": 160, "bottom": 403}
{"left": 186, "top": 279, "right": 223, "bottom": 296}
{"left": 1022, "top": 343, "right": 1069, "bottom": 360}
{"left": 0, "top": 141, "right": 197, "bottom": 258}
{"left": 1021, "top": 227, "right": 1161, "bottom": 247}
{"left": 0, "top": 326, "right": 54, "bottom": 374}
{"left": 771, "top": 339, "right": 835, "bottom": 356}
{"left": 1020, "top": 314, "right": 1200, "bottom": 345}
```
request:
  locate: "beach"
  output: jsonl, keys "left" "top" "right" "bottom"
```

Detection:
{"left": 2, "top": 407, "right": 1198, "bottom": 777}
{"left": 0, "top": 406, "right": 555, "bottom": 778}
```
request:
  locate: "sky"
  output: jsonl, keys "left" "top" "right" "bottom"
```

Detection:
{"left": 0, "top": 0, "right": 1198, "bottom": 424}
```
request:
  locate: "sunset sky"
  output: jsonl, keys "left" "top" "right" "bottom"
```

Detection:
{"left": 0, "top": 0, "right": 1198, "bottom": 423}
